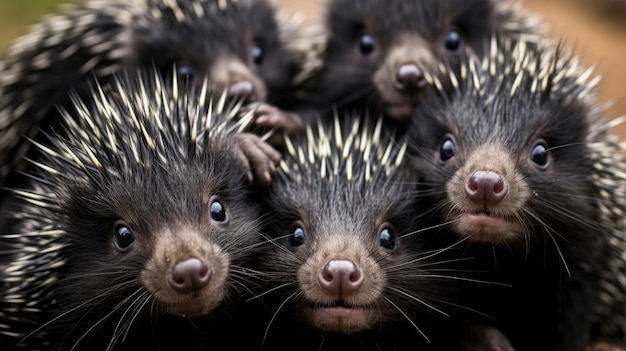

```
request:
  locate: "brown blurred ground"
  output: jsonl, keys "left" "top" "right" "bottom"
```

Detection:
{"left": 525, "top": 0, "right": 626, "bottom": 136}
{"left": 2, "top": 0, "right": 626, "bottom": 135}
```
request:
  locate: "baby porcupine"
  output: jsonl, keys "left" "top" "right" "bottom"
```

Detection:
{"left": 0, "top": 70, "right": 278, "bottom": 350}
{"left": 0, "top": 0, "right": 307, "bottom": 194}
{"left": 406, "top": 36, "right": 626, "bottom": 351}
{"left": 301, "top": 0, "right": 546, "bottom": 125}
{"left": 249, "top": 113, "right": 514, "bottom": 351}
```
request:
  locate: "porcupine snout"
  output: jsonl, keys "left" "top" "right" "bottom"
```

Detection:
{"left": 464, "top": 171, "right": 508, "bottom": 207}
{"left": 227, "top": 81, "right": 257, "bottom": 102}
{"left": 168, "top": 258, "right": 212, "bottom": 294}
{"left": 318, "top": 259, "right": 364, "bottom": 298}
{"left": 143, "top": 225, "right": 231, "bottom": 317}
{"left": 394, "top": 64, "right": 427, "bottom": 92}
{"left": 210, "top": 55, "right": 267, "bottom": 103}
{"left": 372, "top": 32, "right": 437, "bottom": 120}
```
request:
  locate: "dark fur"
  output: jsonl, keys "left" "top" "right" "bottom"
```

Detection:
{"left": 131, "top": 0, "right": 297, "bottom": 105}
{"left": 303, "top": 0, "right": 542, "bottom": 124}
{"left": 0, "top": 71, "right": 266, "bottom": 350}
{"left": 247, "top": 112, "right": 505, "bottom": 351}
{"left": 406, "top": 37, "right": 625, "bottom": 350}
{"left": 0, "top": 0, "right": 300, "bottom": 194}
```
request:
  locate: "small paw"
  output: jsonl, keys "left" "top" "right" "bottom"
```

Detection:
{"left": 247, "top": 102, "right": 305, "bottom": 147}
{"left": 233, "top": 132, "right": 281, "bottom": 187}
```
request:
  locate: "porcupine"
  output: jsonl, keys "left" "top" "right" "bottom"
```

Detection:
{"left": 299, "top": 0, "right": 546, "bottom": 126}
{"left": 0, "top": 0, "right": 309, "bottom": 197}
{"left": 0, "top": 69, "right": 281, "bottom": 350}
{"left": 405, "top": 36, "right": 626, "bottom": 351}
{"left": 247, "top": 112, "right": 517, "bottom": 351}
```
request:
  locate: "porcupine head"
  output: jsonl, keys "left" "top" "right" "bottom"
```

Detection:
{"left": 254, "top": 113, "right": 468, "bottom": 350}
{"left": 408, "top": 37, "right": 605, "bottom": 248}
{"left": 131, "top": 0, "right": 305, "bottom": 129}
{"left": 307, "top": 0, "right": 544, "bottom": 123}
{"left": 10, "top": 72, "right": 268, "bottom": 349}
{"left": 406, "top": 36, "right": 616, "bottom": 351}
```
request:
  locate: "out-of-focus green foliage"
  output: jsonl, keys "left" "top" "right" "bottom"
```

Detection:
{"left": 0, "top": 0, "right": 82, "bottom": 52}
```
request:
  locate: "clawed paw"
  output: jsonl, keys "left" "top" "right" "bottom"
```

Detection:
{"left": 245, "top": 102, "right": 305, "bottom": 147}
{"left": 233, "top": 133, "right": 282, "bottom": 187}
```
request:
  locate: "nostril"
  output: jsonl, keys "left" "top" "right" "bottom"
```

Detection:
{"left": 319, "top": 263, "right": 337, "bottom": 288}
{"left": 347, "top": 267, "right": 363, "bottom": 285}
{"left": 395, "top": 64, "right": 427, "bottom": 92}
{"left": 465, "top": 175, "right": 481, "bottom": 199}
{"left": 466, "top": 180, "right": 478, "bottom": 193}
{"left": 493, "top": 180, "right": 505, "bottom": 195}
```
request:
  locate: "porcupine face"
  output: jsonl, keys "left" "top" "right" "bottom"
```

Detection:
{"left": 313, "top": 0, "right": 536, "bottom": 122}
{"left": 408, "top": 38, "right": 601, "bottom": 248}
{"left": 258, "top": 114, "right": 456, "bottom": 342}
{"left": 57, "top": 150, "right": 254, "bottom": 317}
{"left": 131, "top": 0, "right": 294, "bottom": 105}
{"left": 13, "top": 72, "right": 263, "bottom": 345}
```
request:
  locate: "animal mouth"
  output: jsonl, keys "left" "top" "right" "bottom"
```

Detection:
{"left": 316, "top": 299, "right": 359, "bottom": 310}
{"left": 314, "top": 300, "right": 369, "bottom": 317}
{"left": 464, "top": 208, "right": 507, "bottom": 225}
{"left": 454, "top": 207, "right": 521, "bottom": 243}
{"left": 307, "top": 299, "right": 371, "bottom": 333}
{"left": 318, "top": 305, "right": 367, "bottom": 319}
{"left": 385, "top": 98, "right": 421, "bottom": 121}
{"left": 166, "top": 295, "right": 221, "bottom": 318}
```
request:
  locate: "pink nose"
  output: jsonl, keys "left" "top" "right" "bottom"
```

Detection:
{"left": 167, "top": 258, "right": 211, "bottom": 293}
{"left": 395, "top": 64, "right": 427, "bottom": 92}
{"left": 318, "top": 259, "right": 364, "bottom": 296}
{"left": 464, "top": 170, "right": 507, "bottom": 206}
{"left": 227, "top": 80, "right": 257, "bottom": 102}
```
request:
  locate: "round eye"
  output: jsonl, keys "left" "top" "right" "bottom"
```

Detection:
{"left": 288, "top": 221, "right": 306, "bottom": 250}
{"left": 378, "top": 224, "right": 397, "bottom": 252}
{"left": 209, "top": 198, "right": 227, "bottom": 222}
{"left": 176, "top": 63, "right": 195, "bottom": 80}
{"left": 530, "top": 140, "right": 550, "bottom": 169}
{"left": 438, "top": 135, "right": 457, "bottom": 163}
{"left": 251, "top": 43, "right": 264, "bottom": 66}
{"left": 358, "top": 33, "right": 376, "bottom": 56}
{"left": 442, "top": 27, "right": 463, "bottom": 53}
{"left": 114, "top": 221, "right": 135, "bottom": 253}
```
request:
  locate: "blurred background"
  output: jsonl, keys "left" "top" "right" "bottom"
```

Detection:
{"left": 1, "top": 0, "right": 625, "bottom": 135}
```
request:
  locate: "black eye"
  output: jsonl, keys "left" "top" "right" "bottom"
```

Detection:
{"left": 288, "top": 221, "right": 306, "bottom": 250}
{"left": 176, "top": 63, "right": 195, "bottom": 79}
{"left": 358, "top": 33, "right": 376, "bottom": 56}
{"left": 439, "top": 135, "right": 457, "bottom": 163}
{"left": 209, "top": 197, "right": 227, "bottom": 222}
{"left": 530, "top": 140, "right": 550, "bottom": 169}
{"left": 251, "top": 43, "right": 264, "bottom": 66}
{"left": 378, "top": 224, "right": 397, "bottom": 252}
{"left": 442, "top": 27, "right": 463, "bottom": 53}
{"left": 114, "top": 221, "right": 135, "bottom": 253}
